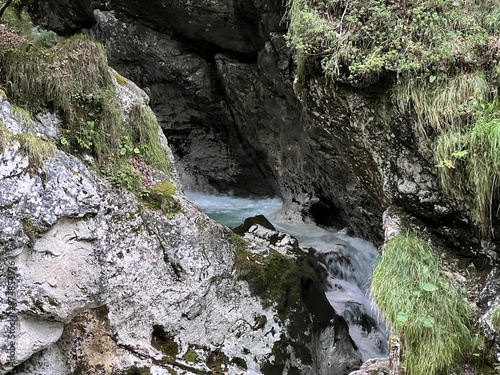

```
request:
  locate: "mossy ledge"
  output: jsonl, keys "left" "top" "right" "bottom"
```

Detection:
{"left": 229, "top": 223, "right": 352, "bottom": 373}
{"left": 371, "top": 231, "right": 473, "bottom": 375}
{"left": 0, "top": 19, "right": 170, "bottom": 190}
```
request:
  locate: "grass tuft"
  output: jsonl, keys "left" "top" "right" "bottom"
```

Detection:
{"left": 492, "top": 306, "right": 500, "bottom": 331}
{"left": 371, "top": 231, "right": 472, "bottom": 375}
{"left": 393, "top": 71, "right": 490, "bottom": 136}
{"left": 13, "top": 132, "right": 57, "bottom": 170}
{"left": 128, "top": 101, "right": 170, "bottom": 174}
{"left": 435, "top": 99, "right": 500, "bottom": 235}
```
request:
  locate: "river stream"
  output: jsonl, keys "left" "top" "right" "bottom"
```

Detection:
{"left": 185, "top": 191, "right": 388, "bottom": 361}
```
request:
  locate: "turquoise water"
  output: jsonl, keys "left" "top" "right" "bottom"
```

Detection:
{"left": 185, "top": 191, "right": 388, "bottom": 360}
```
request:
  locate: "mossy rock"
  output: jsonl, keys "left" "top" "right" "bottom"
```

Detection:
{"left": 182, "top": 348, "right": 198, "bottom": 363}
{"left": 232, "top": 229, "right": 340, "bottom": 369}
{"left": 140, "top": 180, "right": 181, "bottom": 214}
{"left": 206, "top": 350, "right": 229, "bottom": 373}
{"left": 112, "top": 69, "right": 128, "bottom": 86}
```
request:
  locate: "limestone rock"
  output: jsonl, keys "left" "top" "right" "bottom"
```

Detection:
{"left": 0, "top": 83, "right": 361, "bottom": 375}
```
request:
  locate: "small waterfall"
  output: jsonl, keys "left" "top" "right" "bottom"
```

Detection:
{"left": 185, "top": 191, "right": 388, "bottom": 360}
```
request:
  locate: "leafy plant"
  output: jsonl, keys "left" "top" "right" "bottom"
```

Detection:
{"left": 371, "top": 231, "right": 472, "bottom": 375}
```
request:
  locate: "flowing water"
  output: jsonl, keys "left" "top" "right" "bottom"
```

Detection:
{"left": 185, "top": 191, "right": 388, "bottom": 361}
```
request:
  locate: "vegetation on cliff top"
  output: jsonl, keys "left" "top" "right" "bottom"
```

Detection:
{"left": 286, "top": 0, "right": 499, "bottom": 89}
{"left": 286, "top": 0, "right": 500, "bottom": 236}
{"left": 371, "top": 232, "right": 473, "bottom": 375}
{"left": 0, "top": 5, "right": 170, "bottom": 192}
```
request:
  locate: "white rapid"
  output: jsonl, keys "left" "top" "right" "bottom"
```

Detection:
{"left": 185, "top": 191, "right": 388, "bottom": 361}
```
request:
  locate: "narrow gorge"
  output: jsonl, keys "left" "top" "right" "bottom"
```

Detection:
{"left": 1, "top": 1, "right": 500, "bottom": 374}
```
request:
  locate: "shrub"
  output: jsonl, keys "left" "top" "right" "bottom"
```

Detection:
{"left": 371, "top": 232, "right": 472, "bottom": 375}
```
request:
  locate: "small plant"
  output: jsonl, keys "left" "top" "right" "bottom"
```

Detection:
{"left": 102, "top": 163, "right": 140, "bottom": 190}
{"left": 182, "top": 348, "right": 198, "bottom": 363}
{"left": 492, "top": 306, "right": 500, "bottom": 331}
{"left": 371, "top": 231, "right": 472, "bottom": 375}
{"left": 33, "top": 28, "right": 57, "bottom": 48}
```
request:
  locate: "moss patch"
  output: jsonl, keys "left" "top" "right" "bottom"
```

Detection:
{"left": 139, "top": 180, "right": 181, "bottom": 213}
{"left": 182, "top": 348, "right": 198, "bottom": 363}
{"left": 112, "top": 69, "right": 128, "bottom": 86}
{"left": 206, "top": 350, "right": 229, "bottom": 373}
{"left": 231, "top": 227, "right": 340, "bottom": 369}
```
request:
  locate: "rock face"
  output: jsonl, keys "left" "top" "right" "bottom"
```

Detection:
{"left": 29, "top": 0, "right": 483, "bottom": 247}
{"left": 23, "top": 0, "right": 500, "bottom": 368}
{"left": 0, "top": 74, "right": 362, "bottom": 374}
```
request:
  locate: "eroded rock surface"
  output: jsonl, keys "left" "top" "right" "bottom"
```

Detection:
{"left": 0, "top": 79, "right": 361, "bottom": 374}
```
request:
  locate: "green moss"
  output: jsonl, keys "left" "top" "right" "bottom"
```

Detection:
{"left": 112, "top": 69, "right": 128, "bottom": 86}
{"left": 13, "top": 132, "right": 57, "bottom": 171}
{"left": 139, "top": 180, "right": 180, "bottom": 213}
{"left": 206, "top": 350, "right": 228, "bottom": 373}
{"left": 371, "top": 231, "right": 473, "bottom": 375}
{"left": 182, "top": 348, "right": 198, "bottom": 363}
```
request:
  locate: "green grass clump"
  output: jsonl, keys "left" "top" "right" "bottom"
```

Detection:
{"left": 492, "top": 306, "right": 500, "bottom": 331}
{"left": 182, "top": 348, "right": 198, "bottom": 363}
{"left": 13, "top": 132, "right": 57, "bottom": 170}
{"left": 129, "top": 101, "right": 170, "bottom": 174}
{"left": 11, "top": 104, "right": 35, "bottom": 129}
{"left": 393, "top": 71, "right": 490, "bottom": 136}
{"left": 2, "top": 5, "right": 33, "bottom": 37}
{"left": 371, "top": 232, "right": 472, "bottom": 375}
{"left": 435, "top": 99, "right": 500, "bottom": 235}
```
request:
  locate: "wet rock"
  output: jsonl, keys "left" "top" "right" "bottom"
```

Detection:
{"left": 348, "top": 357, "right": 390, "bottom": 375}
